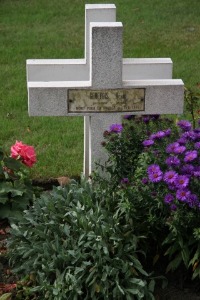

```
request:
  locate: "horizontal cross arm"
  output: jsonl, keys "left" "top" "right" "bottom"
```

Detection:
{"left": 123, "top": 58, "right": 172, "bottom": 80}
{"left": 27, "top": 58, "right": 173, "bottom": 82}
{"left": 28, "top": 79, "right": 184, "bottom": 116}
{"left": 27, "top": 59, "right": 89, "bottom": 82}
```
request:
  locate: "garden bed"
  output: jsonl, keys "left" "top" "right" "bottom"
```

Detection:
{"left": 1, "top": 217, "right": 200, "bottom": 300}
{"left": 1, "top": 116, "right": 200, "bottom": 299}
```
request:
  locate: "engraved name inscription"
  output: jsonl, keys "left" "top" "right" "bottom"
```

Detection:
{"left": 68, "top": 88, "right": 145, "bottom": 113}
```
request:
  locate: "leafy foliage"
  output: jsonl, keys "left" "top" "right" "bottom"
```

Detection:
{"left": 8, "top": 181, "right": 156, "bottom": 300}
{"left": 163, "top": 206, "right": 200, "bottom": 279}
{"left": 184, "top": 87, "right": 200, "bottom": 129}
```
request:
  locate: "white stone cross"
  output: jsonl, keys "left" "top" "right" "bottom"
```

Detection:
{"left": 27, "top": 4, "right": 184, "bottom": 178}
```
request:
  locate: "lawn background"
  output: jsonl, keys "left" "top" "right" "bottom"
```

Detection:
{"left": 0, "top": 0, "right": 200, "bottom": 179}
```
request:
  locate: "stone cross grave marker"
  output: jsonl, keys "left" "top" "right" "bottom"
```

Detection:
{"left": 27, "top": 4, "right": 184, "bottom": 178}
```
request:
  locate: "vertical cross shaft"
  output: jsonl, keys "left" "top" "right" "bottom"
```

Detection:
{"left": 88, "top": 22, "right": 123, "bottom": 175}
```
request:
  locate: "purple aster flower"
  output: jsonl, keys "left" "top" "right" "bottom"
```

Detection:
{"left": 190, "top": 131, "right": 198, "bottom": 140}
{"left": 168, "top": 183, "right": 176, "bottom": 190}
{"left": 181, "top": 164, "right": 194, "bottom": 175}
{"left": 195, "top": 133, "right": 200, "bottom": 140}
{"left": 184, "top": 150, "right": 198, "bottom": 162}
{"left": 163, "top": 129, "right": 171, "bottom": 137}
{"left": 177, "top": 120, "right": 192, "bottom": 131}
{"left": 192, "top": 128, "right": 200, "bottom": 137}
{"left": 170, "top": 204, "right": 177, "bottom": 211}
{"left": 150, "top": 114, "right": 160, "bottom": 120}
{"left": 182, "top": 131, "right": 197, "bottom": 141}
{"left": 195, "top": 142, "right": 200, "bottom": 150}
{"left": 141, "top": 178, "right": 148, "bottom": 184}
{"left": 194, "top": 171, "right": 200, "bottom": 177}
{"left": 173, "top": 145, "right": 186, "bottom": 154}
{"left": 142, "top": 139, "right": 154, "bottom": 147}
{"left": 164, "top": 194, "right": 174, "bottom": 204}
{"left": 164, "top": 170, "right": 178, "bottom": 184}
{"left": 188, "top": 194, "right": 199, "bottom": 208}
{"left": 147, "top": 164, "right": 161, "bottom": 174}
{"left": 165, "top": 156, "right": 180, "bottom": 167}
{"left": 177, "top": 137, "right": 187, "bottom": 145}
{"left": 150, "top": 131, "right": 166, "bottom": 140}
{"left": 176, "top": 189, "right": 191, "bottom": 202}
{"left": 175, "top": 175, "right": 189, "bottom": 189}
{"left": 109, "top": 123, "right": 123, "bottom": 133}
{"left": 150, "top": 133, "right": 157, "bottom": 140}
{"left": 155, "top": 131, "right": 166, "bottom": 139}
{"left": 123, "top": 114, "right": 135, "bottom": 120}
{"left": 151, "top": 191, "right": 157, "bottom": 197}
{"left": 121, "top": 178, "right": 129, "bottom": 184}
{"left": 142, "top": 116, "right": 150, "bottom": 123}
{"left": 148, "top": 170, "right": 163, "bottom": 182}
{"left": 166, "top": 142, "right": 180, "bottom": 154}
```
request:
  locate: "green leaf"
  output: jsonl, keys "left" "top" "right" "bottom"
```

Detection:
{"left": 0, "top": 195, "right": 8, "bottom": 204}
{"left": 3, "top": 157, "right": 22, "bottom": 171}
{"left": 181, "top": 246, "right": 190, "bottom": 267}
{"left": 192, "top": 265, "right": 200, "bottom": 280}
{"left": 116, "top": 281, "right": 125, "bottom": 295}
{"left": 0, "top": 293, "right": 12, "bottom": 300}
{"left": 148, "top": 279, "right": 155, "bottom": 292}
{"left": 0, "top": 205, "right": 11, "bottom": 218}
{"left": 0, "top": 166, "right": 4, "bottom": 175}
{"left": 166, "top": 254, "right": 182, "bottom": 273}
{"left": 126, "top": 288, "right": 141, "bottom": 295}
{"left": 11, "top": 189, "right": 24, "bottom": 197}
{"left": 129, "top": 278, "right": 146, "bottom": 287}
{"left": 63, "top": 224, "right": 70, "bottom": 236}
{"left": 0, "top": 149, "right": 4, "bottom": 161}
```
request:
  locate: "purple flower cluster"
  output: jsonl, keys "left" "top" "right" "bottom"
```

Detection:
{"left": 147, "top": 164, "right": 163, "bottom": 182}
{"left": 143, "top": 120, "right": 200, "bottom": 210}
{"left": 142, "top": 129, "right": 171, "bottom": 149}
{"left": 150, "top": 129, "right": 171, "bottom": 140}
{"left": 109, "top": 123, "right": 123, "bottom": 133}
{"left": 120, "top": 177, "right": 129, "bottom": 185}
{"left": 142, "top": 114, "right": 160, "bottom": 123}
{"left": 177, "top": 120, "right": 192, "bottom": 131}
{"left": 123, "top": 114, "right": 135, "bottom": 120}
{"left": 142, "top": 139, "right": 154, "bottom": 147}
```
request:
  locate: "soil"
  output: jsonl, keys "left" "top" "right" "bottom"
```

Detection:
{"left": 0, "top": 219, "right": 18, "bottom": 297}
{"left": 155, "top": 274, "right": 200, "bottom": 300}
{"left": 32, "top": 175, "right": 80, "bottom": 190}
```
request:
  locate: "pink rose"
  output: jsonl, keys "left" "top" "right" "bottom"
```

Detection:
{"left": 11, "top": 141, "right": 36, "bottom": 167}
{"left": 10, "top": 141, "right": 24, "bottom": 159}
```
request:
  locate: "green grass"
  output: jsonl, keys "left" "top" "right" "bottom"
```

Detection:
{"left": 0, "top": 0, "right": 200, "bottom": 179}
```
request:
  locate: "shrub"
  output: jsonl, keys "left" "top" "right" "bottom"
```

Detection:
{"left": 136, "top": 118, "right": 200, "bottom": 278}
{"left": 100, "top": 115, "right": 174, "bottom": 187}
{"left": 8, "top": 180, "right": 157, "bottom": 300}
{"left": 98, "top": 115, "right": 200, "bottom": 281}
